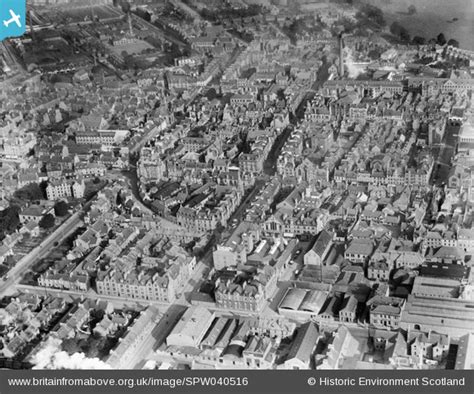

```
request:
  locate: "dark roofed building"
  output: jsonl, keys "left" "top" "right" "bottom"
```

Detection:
{"left": 339, "top": 295, "right": 358, "bottom": 323}
{"left": 419, "top": 262, "right": 469, "bottom": 281}
{"left": 304, "top": 230, "right": 333, "bottom": 266}
{"left": 318, "top": 293, "right": 343, "bottom": 322}
{"left": 280, "top": 322, "right": 319, "bottom": 370}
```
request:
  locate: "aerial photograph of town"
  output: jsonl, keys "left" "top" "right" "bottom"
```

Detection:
{"left": 0, "top": 0, "right": 473, "bottom": 376}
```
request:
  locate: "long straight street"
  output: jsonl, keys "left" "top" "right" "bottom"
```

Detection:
{"left": 0, "top": 212, "right": 84, "bottom": 297}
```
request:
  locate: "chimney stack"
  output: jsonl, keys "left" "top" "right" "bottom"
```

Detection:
{"left": 128, "top": 11, "right": 134, "bottom": 37}
{"left": 339, "top": 33, "right": 344, "bottom": 77}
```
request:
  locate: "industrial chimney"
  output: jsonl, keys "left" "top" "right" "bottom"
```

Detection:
{"left": 339, "top": 33, "right": 344, "bottom": 77}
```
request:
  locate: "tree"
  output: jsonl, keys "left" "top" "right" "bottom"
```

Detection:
{"left": 447, "top": 38, "right": 459, "bottom": 47}
{"left": 121, "top": 2, "right": 131, "bottom": 13}
{"left": 205, "top": 88, "right": 218, "bottom": 101}
{"left": 39, "top": 214, "right": 55, "bottom": 229}
{"left": 14, "top": 183, "right": 43, "bottom": 202}
{"left": 62, "top": 339, "right": 82, "bottom": 355}
{"left": 0, "top": 206, "right": 20, "bottom": 240}
{"left": 390, "top": 22, "right": 410, "bottom": 42}
{"left": 390, "top": 22, "right": 402, "bottom": 36}
{"left": 200, "top": 8, "right": 217, "bottom": 22}
{"left": 437, "top": 33, "right": 447, "bottom": 46}
{"left": 358, "top": 4, "right": 385, "bottom": 27}
{"left": 400, "top": 29, "right": 411, "bottom": 43}
{"left": 135, "top": 8, "right": 151, "bottom": 22}
{"left": 339, "top": 17, "right": 356, "bottom": 32}
{"left": 54, "top": 201, "right": 69, "bottom": 217}
{"left": 412, "top": 36, "right": 426, "bottom": 45}
{"left": 368, "top": 48, "right": 383, "bottom": 60}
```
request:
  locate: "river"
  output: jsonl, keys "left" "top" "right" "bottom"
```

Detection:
{"left": 359, "top": 0, "right": 474, "bottom": 51}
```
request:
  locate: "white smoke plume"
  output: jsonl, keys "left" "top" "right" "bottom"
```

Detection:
{"left": 344, "top": 47, "right": 365, "bottom": 79}
{"left": 31, "top": 338, "right": 111, "bottom": 370}
{"left": 143, "top": 360, "right": 157, "bottom": 369}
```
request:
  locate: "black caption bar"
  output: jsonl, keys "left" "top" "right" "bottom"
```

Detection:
{"left": 0, "top": 370, "right": 473, "bottom": 394}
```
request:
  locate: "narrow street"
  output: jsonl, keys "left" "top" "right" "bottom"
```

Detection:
{"left": 430, "top": 123, "right": 460, "bottom": 186}
{"left": 264, "top": 125, "right": 293, "bottom": 176}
